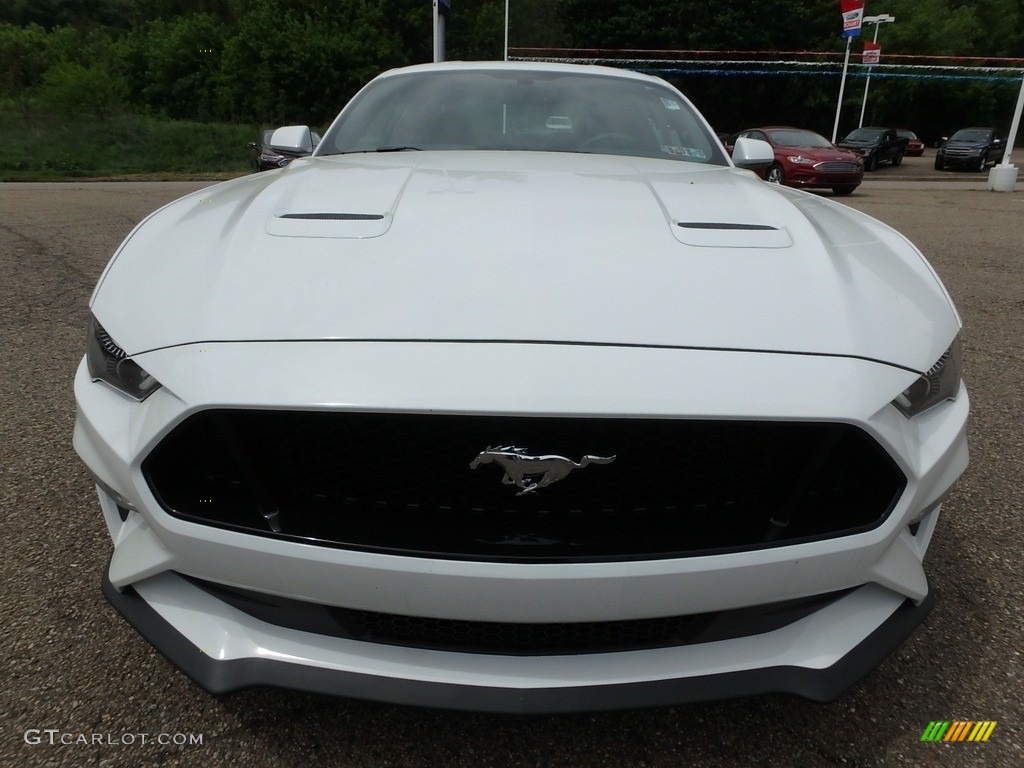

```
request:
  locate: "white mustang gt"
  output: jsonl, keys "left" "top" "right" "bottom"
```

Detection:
{"left": 75, "top": 61, "right": 968, "bottom": 712}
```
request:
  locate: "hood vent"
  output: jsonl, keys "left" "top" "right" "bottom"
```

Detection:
{"left": 672, "top": 220, "right": 791, "bottom": 249}
{"left": 279, "top": 212, "right": 384, "bottom": 221}
{"left": 267, "top": 211, "right": 392, "bottom": 239}
{"left": 678, "top": 222, "right": 779, "bottom": 231}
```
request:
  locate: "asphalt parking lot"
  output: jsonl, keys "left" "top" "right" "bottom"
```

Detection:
{"left": 2, "top": 162, "right": 1022, "bottom": 767}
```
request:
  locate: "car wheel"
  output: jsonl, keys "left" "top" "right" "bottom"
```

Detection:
{"left": 892, "top": 151, "right": 904, "bottom": 167}
{"left": 934, "top": 157, "right": 944, "bottom": 171}
{"left": 865, "top": 153, "right": 878, "bottom": 171}
{"left": 766, "top": 163, "right": 785, "bottom": 185}
{"left": 832, "top": 186, "right": 856, "bottom": 196}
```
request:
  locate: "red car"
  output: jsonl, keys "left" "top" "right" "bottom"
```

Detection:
{"left": 729, "top": 127, "right": 864, "bottom": 195}
{"left": 896, "top": 129, "right": 925, "bottom": 157}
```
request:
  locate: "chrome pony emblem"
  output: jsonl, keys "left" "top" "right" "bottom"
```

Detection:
{"left": 469, "top": 446, "right": 616, "bottom": 495}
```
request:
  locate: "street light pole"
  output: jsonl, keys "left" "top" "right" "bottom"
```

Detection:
{"left": 858, "top": 14, "right": 895, "bottom": 128}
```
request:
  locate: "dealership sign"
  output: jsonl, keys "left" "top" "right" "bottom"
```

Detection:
{"left": 840, "top": 0, "right": 865, "bottom": 38}
{"left": 863, "top": 41, "right": 881, "bottom": 64}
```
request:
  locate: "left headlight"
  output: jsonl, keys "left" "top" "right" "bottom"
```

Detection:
{"left": 86, "top": 315, "right": 161, "bottom": 401}
{"left": 892, "top": 337, "right": 962, "bottom": 418}
{"left": 786, "top": 155, "right": 815, "bottom": 165}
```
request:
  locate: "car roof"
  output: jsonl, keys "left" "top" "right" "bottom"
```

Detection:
{"left": 375, "top": 60, "right": 665, "bottom": 87}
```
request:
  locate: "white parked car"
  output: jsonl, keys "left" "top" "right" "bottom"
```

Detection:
{"left": 75, "top": 61, "right": 968, "bottom": 712}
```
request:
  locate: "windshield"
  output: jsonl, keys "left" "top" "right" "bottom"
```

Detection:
{"left": 318, "top": 69, "right": 727, "bottom": 164}
{"left": 766, "top": 129, "right": 834, "bottom": 148}
{"left": 896, "top": 130, "right": 918, "bottom": 140}
{"left": 843, "top": 129, "right": 883, "bottom": 142}
{"left": 949, "top": 129, "right": 992, "bottom": 142}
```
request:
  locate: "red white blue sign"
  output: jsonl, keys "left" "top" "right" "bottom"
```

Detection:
{"left": 862, "top": 41, "right": 880, "bottom": 64}
{"left": 840, "top": 0, "right": 864, "bottom": 38}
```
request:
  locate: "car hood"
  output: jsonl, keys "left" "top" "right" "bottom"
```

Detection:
{"left": 942, "top": 140, "right": 989, "bottom": 149}
{"left": 779, "top": 147, "right": 859, "bottom": 162}
{"left": 93, "top": 152, "right": 958, "bottom": 373}
{"left": 836, "top": 139, "right": 877, "bottom": 149}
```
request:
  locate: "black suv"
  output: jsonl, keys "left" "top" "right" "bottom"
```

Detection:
{"left": 934, "top": 127, "right": 1004, "bottom": 171}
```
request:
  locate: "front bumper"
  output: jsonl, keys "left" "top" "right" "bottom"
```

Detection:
{"left": 75, "top": 342, "right": 968, "bottom": 710}
{"left": 103, "top": 567, "right": 934, "bottom": 712}
{"left": 787, "top": 171, "right": 863, "bottom": 190}
{"left": 937, "top": 153, "right": 984, "bottom": 167}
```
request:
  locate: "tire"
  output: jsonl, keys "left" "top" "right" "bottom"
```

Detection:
{"left": 865, "top": 153, "right": 878, "bottom": 171}
{"left": 934, "top": 157, "right": 945, "bottom": 171}
{"left": 766, "top": 163, "right": 785, "bottom": 185}
{"left": 892, "top": 151, "right": 904, "bottom": 167}
{"left": 832, "top": 186, "right": 856, "bottom": 196}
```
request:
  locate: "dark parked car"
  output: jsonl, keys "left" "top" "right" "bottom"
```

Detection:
{"left": 836, "top": 127, "right": 908, "bottom": 170}
{"left": 729, "top": 127, "right": 864, "bottom": 195}
{"left": 248, "top": 129, "right": 321, "bottom": 172}
{"left": 895, "top": 129, "right": 925, "bottom": 157}
{"left": 934, "top": 127, "right": 1004, "bottom": 171}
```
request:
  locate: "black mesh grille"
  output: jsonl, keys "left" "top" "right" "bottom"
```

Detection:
{"left": 143, "top": 411, "right": 905, "bottom": 562}
{"left": 187, "top": 576, "right": 854, "bottom": 655}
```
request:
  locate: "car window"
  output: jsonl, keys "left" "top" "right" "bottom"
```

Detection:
{"left": 950, "top": 129, "right": 993, "bottom": 142}
{"left": 319, "top": 70, "right": 727, "bottom": 165}
{"left": 844, "top": 128, "right": 883, "bottom": 141}
{"left": 767, "top": 129, "right": 833, "bottom": 148}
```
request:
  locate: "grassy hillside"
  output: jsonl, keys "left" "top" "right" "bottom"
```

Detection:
{"left": 0, "top": 110, "right": 259, "bottom": 180}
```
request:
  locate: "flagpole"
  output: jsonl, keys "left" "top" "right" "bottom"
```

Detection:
{"left": 832, "top": 36, "right": 852, "bottom": 143}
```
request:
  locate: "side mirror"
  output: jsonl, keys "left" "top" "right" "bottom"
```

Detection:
{"left": 270, "top": 125, "right": 314, "bottom": 156}
{"left": 732, "top": 137, "right": 775, "bottom": 170}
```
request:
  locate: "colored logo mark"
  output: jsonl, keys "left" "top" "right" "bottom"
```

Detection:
{"left": 920, "top": 721, "right": 997, "bottom": 742}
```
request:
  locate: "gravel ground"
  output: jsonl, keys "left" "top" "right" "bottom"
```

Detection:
{"left": 1, "top": 164, "right": 1022, "bottom": 767}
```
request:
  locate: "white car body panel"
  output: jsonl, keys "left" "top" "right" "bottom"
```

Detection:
{"left": 75, "top": 61, "right": 968, "bottom": 711}
{"left": 93, "top": 152, "right": 956, "bottom": 373}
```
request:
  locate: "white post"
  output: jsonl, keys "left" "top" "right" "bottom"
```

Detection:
{"left": 504, "top": 0, "right": 510, "bottom": 61}
{"left": 432, "top": 0, "right": 440, "bottom": 63}
{"left": 858, "top": 16, "right": 894, "bottom": 129}
{"left": 433, "top": 0, "right": 448, "bottom": 63}
{"left": 832, "top": 37, "right": 852, "bottom": 143}
{"left": 988, "top": 71, "right": 1024, "bottom": 191}
{"left": 1000, "top": 72, "right": 1024, "bottom": 165}
{"left": 858, "top": 23, "right": 881, "bottom": 128}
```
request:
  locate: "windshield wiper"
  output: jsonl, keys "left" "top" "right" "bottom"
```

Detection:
{"left": 374, "top": 146, "right": 421, "bottom": 152}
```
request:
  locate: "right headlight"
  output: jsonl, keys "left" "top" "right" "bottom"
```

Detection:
{"left": 892, "top": 337, "right": 962, "bottom": 418}
{"left": 86, "top": 315, "right": 161, "bottom": 401}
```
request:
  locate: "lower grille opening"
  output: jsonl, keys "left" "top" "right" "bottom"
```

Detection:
{"left": 187, "top": 576, "right": 855, "bottom": 656}
{"left": 144, "top": 411, "right": 906, "bottom": 562}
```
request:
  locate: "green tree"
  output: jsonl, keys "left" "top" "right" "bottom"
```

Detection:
{"left": 0, "top": 23, "right": 50, "bottom": 98}
{"left": 36, "top": 61, "right": 125, "bottom": 119}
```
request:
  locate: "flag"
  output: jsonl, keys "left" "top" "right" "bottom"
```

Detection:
{"left": 840, "top": 0, "right": 865, "bottom": 38}
{"left": 863, "top": 41, "right": 881, "bottom": 64}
